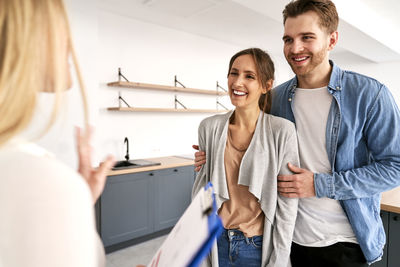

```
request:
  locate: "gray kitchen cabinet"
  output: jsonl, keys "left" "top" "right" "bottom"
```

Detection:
{"left": 372, "top": 210, "right": 400, "bottom": 267}
{"left": 99, "top": 165, "right": 194, "bottom": 248}
{"left": 100, "top": 171, "right": 154, "bottom": 247}
{"left": 154, "top": 166, "right": 194, "bottom": 231}
{"left": 388, "top": 212, "right": 400, "bottom": 267}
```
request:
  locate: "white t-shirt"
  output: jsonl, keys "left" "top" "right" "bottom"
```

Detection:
{"left": 0, "top": 138, "right": 105, "bottom": 267}
{"left": 292, "top": 87, "right": 357, "bottom": 247}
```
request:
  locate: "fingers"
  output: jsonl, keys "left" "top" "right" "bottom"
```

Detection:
{"left": 90, "top": 155, "right": 116, "bottom": 203}
{"left": 76, "top": 125, "right": 94, "bottom": 143}
{"left": 75, "top": 125, "right": 115, "bottom": 203}
{"left": 194, "top": 151, "right": 205, "bottom": 161}
{"left": 75, "top": 126, "right": 82, "bottom": 150}
{"left": 277, "top": 174, "right": 296, "bottom": 182}
{"left": 87, "top": 125, "right": 94, "bottom": 139}
{"left": 194, "top": 150, "right": 206, "bottom": 171}
{"left": 278, "top": 174, "right": 298, "bottom": 198}
{"left": 95, "top": 156, "right": 115, "bottom": 186}
{"left": 279, "top": 192, "right": 299, "bottom": 198}
{"left": 194, "top": 159, "right": 206, "bottom": 168}
{"left": 287, "top": 162, "right": 303, "bottom": 173}
{"left": 278, "top": 181, "right": 295, "bottom": 188}
{"left": 75, "top": 126, "right": 81, "bottom": 139}
{"left": 278, "top": 185, "right": 297, "bottom": 193}
{"left": 76, "top": 126, "right": 93, "bottom": 178}
{"left": 75, "top": 126, "right": 92, "bottom": 154}
{"left": 97, "top": 155, "right": 116, "bottom": 175}
{"left": 192, "top": 144, "right": 199, "bottom": 151}
{"left": 194, "top": 151, "right": 205, "bottom": 158}
{"left": 278, "top": 180, "right": 296, "bottom": 194}
{"left": 277, "top": 174, "right": 315, "bottom": 198}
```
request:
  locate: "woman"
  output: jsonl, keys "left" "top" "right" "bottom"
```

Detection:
{"left": 0, "top": 0, "right": 114, "bottom": 266}
{"left": 192, "top": 48, "right": 299, "bottom": 266}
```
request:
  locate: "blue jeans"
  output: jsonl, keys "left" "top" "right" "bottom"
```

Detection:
{"left": 217, "top": 228, "right": 262, "bottom": 267}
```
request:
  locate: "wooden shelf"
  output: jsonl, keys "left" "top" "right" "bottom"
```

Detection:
{"left": 107, "top": 81, "right": 228, "bottom": 96}
{"left": 107, "top": 107, "right": 228, "bottom": 113}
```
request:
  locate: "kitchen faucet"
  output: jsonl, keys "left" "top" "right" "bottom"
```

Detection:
{"left": 124, "top": 137, "right": 129, "bottom": 161}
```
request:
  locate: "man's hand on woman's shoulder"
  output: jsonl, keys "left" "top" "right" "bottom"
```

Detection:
{"left": 192, "top": 145, "right": 206, "bottom": 172}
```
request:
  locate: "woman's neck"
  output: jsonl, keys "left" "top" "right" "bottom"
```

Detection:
{"left": 232, "top": 107, "right": 260, "bottom": 132}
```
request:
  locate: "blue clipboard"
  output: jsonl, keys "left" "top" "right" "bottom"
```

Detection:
{"left": 147, "top": 182, "right": 223, "bottom": 267}
{"left": 188, "top": 182, "right": 223, "bottom": 267}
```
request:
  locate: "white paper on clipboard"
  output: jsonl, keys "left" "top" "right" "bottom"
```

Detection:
{"left": 148, "top": 183, "right": 221, "bottom": 267}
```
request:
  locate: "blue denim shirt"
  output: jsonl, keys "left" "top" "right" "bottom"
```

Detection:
{"left": 270, "top": 61, "right": 400, "bottom": 264}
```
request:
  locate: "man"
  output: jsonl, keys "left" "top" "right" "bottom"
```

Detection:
{"left": 193, "top": 0, "right": 400, "bottom": 266}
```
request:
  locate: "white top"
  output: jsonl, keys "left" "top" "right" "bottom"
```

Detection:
{"left": 0, "top": 138, "right": 105, "bottom": 267}
{"left": 292, "top": 87, "right": 357, "bottom": 247}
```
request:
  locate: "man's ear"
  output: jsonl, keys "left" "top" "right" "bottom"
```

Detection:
{"left": 328, "top": 31, "right": 338, "bottom": 51}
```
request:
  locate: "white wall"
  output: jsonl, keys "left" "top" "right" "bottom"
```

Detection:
{"left": 95, "top": 10, "right": 294, "bottom": 163}
{"left": 23, "top": 2, "right": 292, "bottom": 168}
{"left": 29, "top": 1, "right": 400, "bottom": 169}
{"left": 96, "top": 10, "right": 236, "bottom": 162}
{"left": 22, "top": 0, "right": 98, "bottom": 168}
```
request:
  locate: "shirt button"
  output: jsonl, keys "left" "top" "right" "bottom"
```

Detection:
{"left": 288, "top": 98, "right": 292, "bottom": 102}
{"left": 336, "top": 86, "right": 341, "bottom": 90}
{"left": 229, "top": 231, "right": 234, "bottom": 236}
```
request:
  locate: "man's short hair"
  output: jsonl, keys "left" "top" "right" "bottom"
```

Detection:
{"left": 283, "top": 0, "right": 339, "bottom": 34}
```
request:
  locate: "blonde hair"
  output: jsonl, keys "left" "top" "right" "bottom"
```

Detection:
{"left": 0, "top": 0, "right": 88, "bottom": 146}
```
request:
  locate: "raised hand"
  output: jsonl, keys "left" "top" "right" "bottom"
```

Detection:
{"left": 76, "top": 126, "right": 115, "bottom": 204}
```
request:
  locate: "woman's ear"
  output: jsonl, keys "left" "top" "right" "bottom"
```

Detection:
{"left": 263, "top": 79, "right": 274, "bottom": 94}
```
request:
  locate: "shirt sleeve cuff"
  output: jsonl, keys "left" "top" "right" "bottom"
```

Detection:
{"left": 314, "top": 172, "right": 334, "bottom": 198}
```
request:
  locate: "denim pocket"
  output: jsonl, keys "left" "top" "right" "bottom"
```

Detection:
{"left": 250, "top": 236, "right": 263, "bottom": 249}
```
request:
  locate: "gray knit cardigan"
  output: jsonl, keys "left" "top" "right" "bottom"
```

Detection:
{"left": 192, "top": 110, "right": 299, "bottom": 267}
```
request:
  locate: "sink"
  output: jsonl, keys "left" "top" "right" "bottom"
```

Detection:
{"left": 112, "top": 159, "right": 161, "bottom": 170}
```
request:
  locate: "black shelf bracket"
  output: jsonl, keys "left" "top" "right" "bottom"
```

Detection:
{"left": 216, "top": 81, "right": 228, "bottom": 110}
{"left": 118, "top": 91, "right": 131, "bottom": 108}
{"left": 216, "top": 81, "right": 227, "bottom": 93}
{"left": 216, "top": 100, "right": 229, "bottom": 110}
{"left": 175, "top": 94, "right": 187, "bottom": 109}
{"left": 174, "top": 75, "right": 186, "bottom": 88}
{"left": 118, "top": 68, "right": 130, "bottom": 82}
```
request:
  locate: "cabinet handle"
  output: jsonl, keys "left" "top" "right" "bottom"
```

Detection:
{"left": 394, "top": 216, "right": 399, "bottom": 221}
{"left": 149, "top": 173, "right": 154, "bottom": 176}
{"left": 174, "top": 169, "right": 178, "bottom": 172}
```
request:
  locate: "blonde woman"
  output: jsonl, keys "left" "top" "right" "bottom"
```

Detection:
{"left": 0, "top": 0, "right": 114, "bottom": 266}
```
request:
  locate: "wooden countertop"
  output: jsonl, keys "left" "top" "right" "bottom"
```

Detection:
{"left": 108, "top": 157, "right": 400, "bottom": 214}
{"left": 107, "top": 156, "right": 194, "bottom": 176}
{"left": 381, "top": 186, "right": 400, "bottom": 213}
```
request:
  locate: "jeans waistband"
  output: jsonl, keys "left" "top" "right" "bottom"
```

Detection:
{"left": 222, "top": 228, "right": 262, "bottom": 244}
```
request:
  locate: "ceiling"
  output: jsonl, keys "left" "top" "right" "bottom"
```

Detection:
{"left": 98, "top": 0, "right": 400, "bottom": 64}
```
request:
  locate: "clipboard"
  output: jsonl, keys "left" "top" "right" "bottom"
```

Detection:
{"left": 148, "top": 182, "right": 223, "bottom": 267}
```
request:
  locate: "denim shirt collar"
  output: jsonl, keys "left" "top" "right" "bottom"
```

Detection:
{"left": 328, "top": 60, "right": 343, "bottom": 92}
{"left": 287, "top": 60, "right": 342, "bottom": 94}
